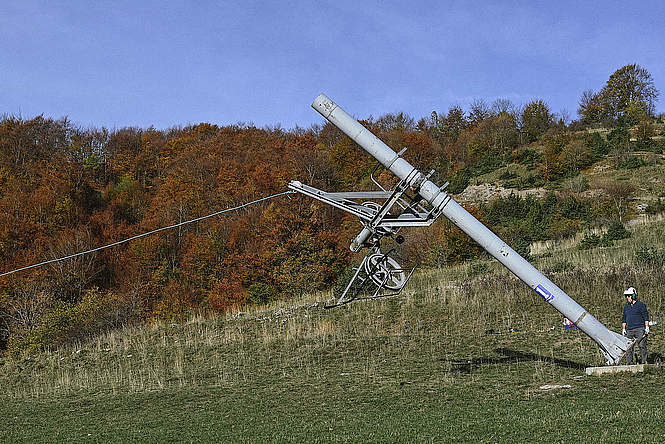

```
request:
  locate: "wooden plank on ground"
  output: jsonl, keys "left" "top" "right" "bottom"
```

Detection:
{"left": 585, "top": 364, "right": 646, "bottom": 376}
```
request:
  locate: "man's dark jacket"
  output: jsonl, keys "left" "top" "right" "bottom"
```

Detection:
{"left": 622, "top": 300, "right": 649, "bottom": 329}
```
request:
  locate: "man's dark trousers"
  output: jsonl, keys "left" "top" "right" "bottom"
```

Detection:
{"left": 626, "top": 327, "right": 647, "bottom": 364}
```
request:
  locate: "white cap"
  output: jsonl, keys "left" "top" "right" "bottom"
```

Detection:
{"left": 623, "top": 287, "right": 636, "bottom": 296}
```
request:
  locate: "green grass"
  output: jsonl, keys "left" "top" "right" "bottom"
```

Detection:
{"left": 2, "top": 218, "right": 665, "bottom": 442}
{"left": 3, "top": 371, "right": 664, "bottom": 443}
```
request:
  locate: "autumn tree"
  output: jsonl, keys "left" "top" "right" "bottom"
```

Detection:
{"left": 491, "top": 98, "right": 515, "bottom": 115}
{"left": 603, "top": 64, "right": 659, "bottom": 118}
{"left": 521, "top": 100, "right": 553, "bottom": 143}
{"left": 375, "top": 112, "right": 415, "bottom": 142}
{"left": 578, "top": 64, "right": 659, "bottom": 125}
{"left": 48, "top": 229, "right": 105, "bottom": 302}
{"left": 541, "top": 129, "right": 567, "bottom": 180}
{"left": 468, "top": 99, "right": 491, "bottom": 126}
{"left": 328, "top": 126, "right": 376, "bottom": 188}
{"left": 430, "top": 105, "right": 468, "bottom": 149}
{"left": 598, "top": 181, "right": 636, "bottom": 222}
{"left": 0, "top": 279, "right": 53, "bottom": 349}
{"left": 578, "top": 89, "right": 607, "bottom": 125}
{"left": 561, "top": 139, "right": 593, "bottom": 176}
{"left": 106, "top": 128, "right": 144, "bottom": 180}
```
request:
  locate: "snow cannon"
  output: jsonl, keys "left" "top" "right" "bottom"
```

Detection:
{"left": 290, "top": 93, "right": 633, "bottom": 365}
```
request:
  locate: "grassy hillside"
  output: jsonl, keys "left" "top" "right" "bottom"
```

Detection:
{"left": 466, "top": 146, "right": 665, "bottom": 208}
{"left": 1, "top": 216, "right": 665, "bottom": 442}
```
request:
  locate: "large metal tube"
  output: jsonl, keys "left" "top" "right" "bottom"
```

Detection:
{"left": 312, "top": 93, "right": 632, "bottom": 364}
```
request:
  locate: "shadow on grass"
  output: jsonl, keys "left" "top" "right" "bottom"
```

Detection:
{"left": 447, "top": 347, "right": 587, "bottom": 374}
{"left": 648, "top": 351, "right": 663, "bottom": 365}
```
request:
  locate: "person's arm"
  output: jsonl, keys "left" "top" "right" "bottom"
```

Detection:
{"left": 622, "top": 305, "right": 627, "bottom": 334}
{"left": 638, "top": 302, "right": 650, "bottom": 333}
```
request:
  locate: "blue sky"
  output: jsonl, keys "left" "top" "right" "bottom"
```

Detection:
{"left": 2, "top": 1, "right": 664, "bottom": 130}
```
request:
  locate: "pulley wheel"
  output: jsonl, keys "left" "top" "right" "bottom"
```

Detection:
{"left": 364, "top": 253, "right": 407, "bottom": 290}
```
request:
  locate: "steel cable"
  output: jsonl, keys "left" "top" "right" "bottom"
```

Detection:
{"left": 0, "top": 190, "right": 295, "bottom": 278}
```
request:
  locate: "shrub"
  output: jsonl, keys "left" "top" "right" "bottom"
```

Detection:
{"left": 608, "top": 124, "right": 630, "bottom": 149}
{"left": 545, "top": 259, "right": 575, "bottom": 274}
{"left": 502, "top": 172, "right": 546, "bottom": 190}
{"left": 447, "top": 169, "right": 471, "bottom": 194}
{"left": 635, "top": 246, "right": 665, "bottom": 267}
{"left": 515, "top": 148, "right": 543, "bottom": 166}
{"left": 604, "top": 220, "right": 631, "bottom": 241}
{"left": 653, "top": 138, "right": 665, "bottom": 154}
{"left": 0, "top": 285, "right": 53, "bottom": 351}
{"left": 499, "top": 170, "right": 518, "bottom": 180}
{"left": 7, "top": 288, "right": 139, "bottom": 357}
{"left": 246, "top": 282, "right": 279, "bottom": 306}
{"left": 8, "top": 301, "right": 78, "bottom": 356}
{"left": 516, "top": 173, "right": 545, "bottom": 189}
{"left": 578, "top": 233, "right": 601, "bottom": 250}
{"left": 578, "top": 222, "right": 630, "bottom": 251}
{"left": 615, "top": 155, "right": 646, "bottom": 169}
{"left": 560, "top": 195, "right": 591, "bottom": 220}
{"left": 633, "top": 136, "right": 655, "bottom": 152}
{"left": 585, "top": 132, "right": 610, "bottom": 159}
{"left": 567, "top": 175, "right": 590, "bottom": 193}
{"left": 466, "top": 151, "right": 508, "bottom": 176}
{"left": 511, "top": 237, "right": 532, "bottom": 261}
{"left": 467, "top": 261, "right": 489, "bottom": 278}
{"left": 645, "top": 198, "right": 665, "bottom": 215}
{"left": 546, "top": 218, "right": 581, "bottom": 240}
{"left": 331, "top": 266, "right": 365, "bottom": 298}
{"left": 598, "top": 235, "right": 614, "bottom": 247}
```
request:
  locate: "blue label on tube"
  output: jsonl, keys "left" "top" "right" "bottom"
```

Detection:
{"left": 535, "top": 284, "right": 554, "bottom": 302}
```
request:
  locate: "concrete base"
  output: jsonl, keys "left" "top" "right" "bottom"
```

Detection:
{"left": 585, "top": 364, "right": 646, "bottom": 376}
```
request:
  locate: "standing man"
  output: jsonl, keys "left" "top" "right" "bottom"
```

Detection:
{"left": 622, "top": 287, "right": 649, "bottom": 364}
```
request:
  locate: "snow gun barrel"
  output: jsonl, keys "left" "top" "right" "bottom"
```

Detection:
{"left": 311, "top": 93, "right": 633, "bottom": 365}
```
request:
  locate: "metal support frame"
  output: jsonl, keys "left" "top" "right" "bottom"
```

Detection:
{"left": 324, "top": 248, "right": 417, "bottom": 309}
{"left": 288, "top": 172, "right": 447, "bottom": 231}
{"left": 289, "top": 169, "right": 431, "bottom": 308}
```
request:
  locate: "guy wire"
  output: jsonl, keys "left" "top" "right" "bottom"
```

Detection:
{"left": 0, "top": 190, "right": 295, "bottom": 278}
